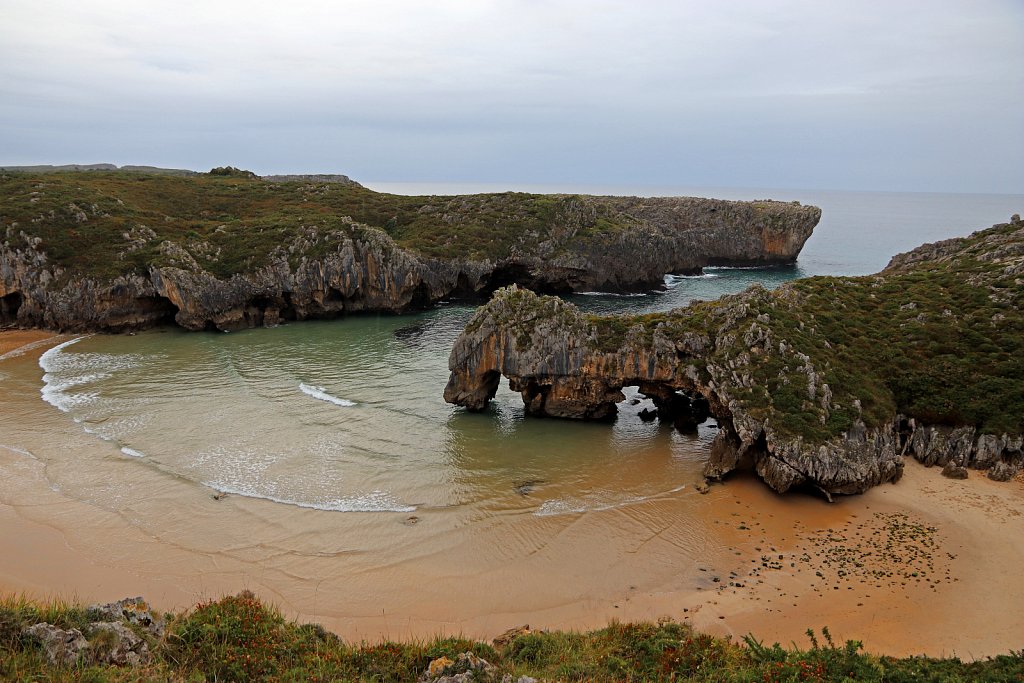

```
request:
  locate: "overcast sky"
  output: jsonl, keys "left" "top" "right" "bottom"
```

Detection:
{"left": 1, "top": 0, "right": 1022, "bottom": 193}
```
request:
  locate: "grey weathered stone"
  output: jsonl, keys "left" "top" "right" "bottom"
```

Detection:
{"left": 941, "top": 462, "right": 969, "bottom": 480}
{"left": 87, "top": 621, "right": 151, "bottom": 666}
{"left": 421, "top": 651, "right": 497, "bottom": 682}
{"left": 23, "top": 622, "right": 88, "bottom": 667}
{"left": 88, "top": 596, "right": 165, "bottom": 637}
{"left": 988, "top": 460, "right": 1021, "bottom": 482}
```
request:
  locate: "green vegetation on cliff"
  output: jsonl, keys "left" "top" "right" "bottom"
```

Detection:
{"left": 0, "top": 171, "right": 660, "bottom": 278}
{"left": 589, "top": 220, "right": 1024, "bottom": 443}
{"left": 2, "top": 169, "right": 821, "bottom": 332}
{"left": 3, "top": 592, "right": 1022, "bottom": 682}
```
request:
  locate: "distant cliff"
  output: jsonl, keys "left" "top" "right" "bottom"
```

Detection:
{"left": 444, "top": 217, "right": 1024, "bottom": 496}
{"left": 0, "top": 170, "right": 818, "bottom": 332}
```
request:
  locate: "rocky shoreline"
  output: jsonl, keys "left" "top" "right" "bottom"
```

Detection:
{"left": 0, "top": 171, "right": 819, "bottom": 332}
{"left": 445, "top": 218, "right": 1024, "bottom": 496}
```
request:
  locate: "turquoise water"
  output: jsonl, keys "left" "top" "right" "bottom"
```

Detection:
{"left": 24, "top": 188, "right": 1024, "bottom": 516}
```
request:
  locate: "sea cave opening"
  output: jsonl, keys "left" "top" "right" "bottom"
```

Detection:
{"left": 0, "top": 291, "right": 23, "bottom": 325}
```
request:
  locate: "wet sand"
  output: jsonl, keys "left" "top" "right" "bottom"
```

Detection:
{"left": 1, "top": 330, "right": 1022, "bottom": 658}
{"left": 0, "top": 329, "right": 62, "bottom": 357}
{"left": 676, "top": 467, "right": 1024, "bottom": 658}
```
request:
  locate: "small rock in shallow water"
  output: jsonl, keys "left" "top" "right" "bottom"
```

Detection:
{"left": 513, "top": 480, "right": 545, "bottom": 496}
{"left": 638, "top": 407, "right": 658, "bottom": 422}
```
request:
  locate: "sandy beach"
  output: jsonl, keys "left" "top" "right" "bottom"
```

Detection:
{"left": 0, "top": 329, "right": 62, "bottom": 357}
{"left": 1, "top": 329, "right": 1021, "bottom": 658}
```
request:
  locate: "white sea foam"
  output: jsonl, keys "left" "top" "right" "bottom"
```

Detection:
{"left": 38, "top": 337, "right": 144, "bottom": 414}
{"left": 120, "top": 447, "right": 145, "bottom": 458}
{"left": 299, "top": 383, "right": 356, "bottom": 407}
{"left": 203, "top": 482, "right": 415, "bottom": 512}
{"left": 39, "top": 338, "right": 88, "bottom": 412}
{"left": 664, "top": 273, "right": 719, "bottom": 284}
{"left": 577, "top": 291, "right": 648, "bottom": 297}
{"left": 534, "top": 485, "right": 686, "bottom": 517}
{"left": 0, "top": 444, "right": 37, "bottom": 460}
{"left": 704, "top": 265, "right": 771, "bottom": 271}
{"left": 38, "top": 337, "right": 86, "bottom": 371}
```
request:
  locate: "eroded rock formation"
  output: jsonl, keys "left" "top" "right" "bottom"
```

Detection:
{"left": 1, "top": 172, "right": 819, "bottom": 332}
{"left": 445, "top": 218, "right": 1024, "bottom": 497}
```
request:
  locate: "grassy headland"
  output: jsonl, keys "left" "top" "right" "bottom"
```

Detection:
{"left": 1, "top": 170, "right": 676, "bottom": 277}
{"left": 1, "top": 169, "right": 820, "bottom": 332}
{"left": 2, "top": 592, "right": 1022, "bottom": 682}
{"left": 445, "top": 218, "right": 1022, "bottom": 493}
{"left": 581, "top": 219, "right": 1024, "bottom": 443}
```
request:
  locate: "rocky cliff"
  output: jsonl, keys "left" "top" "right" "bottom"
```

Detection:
{"left": 445, "top": 217, "right": 1024, "bottom": 497}
{"left": 0, "top": 171, "right": 818, "bottom": 332}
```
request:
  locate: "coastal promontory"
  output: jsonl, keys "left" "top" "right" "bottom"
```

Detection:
{"left": 445, "top": 217, "right": 1024, "bottom": 496}
{"left": 0, "top": 170, "right": 819, "bottom": 332}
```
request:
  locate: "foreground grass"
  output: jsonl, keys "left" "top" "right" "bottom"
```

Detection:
{"left": 2, "top": 593, "right": 1022, "bottom": 682}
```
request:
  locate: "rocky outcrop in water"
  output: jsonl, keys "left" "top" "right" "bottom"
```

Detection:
{"left": 445, "top": 218, "right": 1024, "bottom": 496}
{"left": 0, "top": 172, "right": 819, "bottom": 332}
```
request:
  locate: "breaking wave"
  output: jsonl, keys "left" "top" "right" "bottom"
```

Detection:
{"left": 203, "top": 482, "right": 415, "bottom": 513}
{"left": 299, "top": 383, "right": 356, "bottom": 407}
{"left": 534, "top": 484, "right": 687, "bottom": 517}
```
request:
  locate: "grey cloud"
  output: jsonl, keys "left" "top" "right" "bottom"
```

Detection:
{"left": 1, "top": 0, "right": 1021, "bottom": 192}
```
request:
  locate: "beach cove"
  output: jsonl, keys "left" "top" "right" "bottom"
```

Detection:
{"left": 2, "top": 185, "right": 1023, "bottom": 661}
{"left": 2, "top": 328, "right": 1023, "bottom": 658}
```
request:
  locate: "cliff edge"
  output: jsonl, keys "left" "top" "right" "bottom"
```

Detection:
{"left": 0, "top": 171, "right": 818, "bottom": 331}
{"left": 444, "top": 217, "right": 1024, "bottom": 497}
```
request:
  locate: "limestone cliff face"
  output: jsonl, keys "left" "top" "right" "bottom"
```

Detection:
{"left": 0, "top": 226, "right": 481, "bottom": 332}
{"left": 0, "top": 191, "right": 819, "bottom": 332}
{"left": 489, "top": 196, "right": 821, "bottom": 293}
{"left": 444, "top": 218, "right": 1024, "bottom": 496}
{"left": 444, "top": 286, "right": 906, "bottom": 497}
{"left": 0, "top": 244, "right": 172, "bottom": 331}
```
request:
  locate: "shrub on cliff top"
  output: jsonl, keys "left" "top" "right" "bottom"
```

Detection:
{"left": 208, "top": 166, "right": 257, "bottom": 178}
